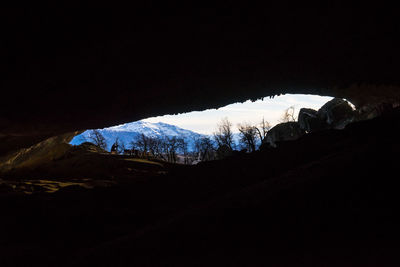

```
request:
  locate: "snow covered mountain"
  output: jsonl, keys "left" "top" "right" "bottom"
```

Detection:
{"left": 69, "top": 121, "right": 207, "bottom": 152}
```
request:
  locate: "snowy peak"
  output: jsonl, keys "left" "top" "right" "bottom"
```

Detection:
{"left": 70, "top": 121, "right": 206, "bottom": 151}
{"left": 107, "top": 121, "right": 153, "bottom": 132}
{"left": 107, "top": 121, "right": 192, "bottom": 136}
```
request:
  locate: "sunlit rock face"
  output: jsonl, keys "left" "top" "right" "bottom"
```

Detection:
{"left": 0, "top": 132, "right": 79, "bottom": 174}
{"left": 1, "top": 7, "right": 400, "bottom": 156}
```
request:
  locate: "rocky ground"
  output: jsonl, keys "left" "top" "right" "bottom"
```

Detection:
{"left": 0, "top": 109, "right": 399, "bottom": 266}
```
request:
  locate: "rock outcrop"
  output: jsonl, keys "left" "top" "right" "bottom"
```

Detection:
{"left": 298, "top": 98, "right": 356, "bottom": 133}
{"left": 317, "top": 98, "right": 355, "bottom": 129}
{"left": 265, "top": 122, "right": 306, "bottom": 147}
{"left": 265, "top": 98, "right": 357, "bottom": 147}
{"left": 298, "top": 108, "right": 324, "bottom": 133}
{"left": 0, "top": 132, "right": 79, "bottom": 174}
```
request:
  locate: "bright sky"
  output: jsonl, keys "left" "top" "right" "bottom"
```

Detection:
{"left": 143, "top": 94, "right": 333, "bottom": 134}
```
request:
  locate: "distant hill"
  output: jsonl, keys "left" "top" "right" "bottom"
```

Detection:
{"left": 70, "top": 121, "right": 207, "bottom": 152}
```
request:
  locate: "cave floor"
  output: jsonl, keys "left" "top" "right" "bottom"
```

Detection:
{"left": 1, "top": 111, "right": 400, "bottom": 266}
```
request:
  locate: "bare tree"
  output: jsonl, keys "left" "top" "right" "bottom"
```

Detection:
{"left": 131, "top": 133, "right": 150, "bottom": 157}
{"left": 194, "top": 136, "right": 216, "bottom": 161}
{"left": 213, "top": 117, "right": 234, "bottom": 150}
{"left": 88, "top": 130, "right": 107, "bottom": 150}
{"left": 176, "top": 137, "right": 190, "bottom": 164}
{"left": 118, "top": 139, "right": 126, "bottom": 154}
{"left": 193, "top": 136, "right": 203, "bottom": 157}
{"left": 129, "top": 134, "right": 212, "bottom": 164}
{"left": 147, "top": 136, "right": 162, "bottom": 158}
{"left": 280, "top": 106, "right": 297, "bottom": 122}
{"left": 162, "top": 136, "right": 179, "bottom": 163}
{"left": 255, "top": 117, "right": 271, "bottom": 143}
{"left": 237, "top": 123, "right": 258, "bottom": 152}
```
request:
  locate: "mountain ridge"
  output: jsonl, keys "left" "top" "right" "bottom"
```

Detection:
{"left": 70, "top": 121, "right": 207, "bottom": 152}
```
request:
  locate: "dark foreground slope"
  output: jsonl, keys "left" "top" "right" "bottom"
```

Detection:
{"left": 1, "top": 110, "right": 400, "bottom": 266}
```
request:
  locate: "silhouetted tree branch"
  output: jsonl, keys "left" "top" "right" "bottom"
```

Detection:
{"left": 255, "top": 117, "right": 271, "bottom": 142}
{"left": 213, "top": 117, "right": 234, "bottom": 150}
{"left": 238, "top": 123, "right": 258, "bottom": 152}
{"left": 88, "top": 130, "right": 107, "bottom": 150}
{"left": 280, "top": 106, "right": 297, "bottom": 122}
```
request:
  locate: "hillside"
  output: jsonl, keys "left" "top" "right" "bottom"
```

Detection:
{"left": 70, "top": 121, "right": 207, "bottom": 151}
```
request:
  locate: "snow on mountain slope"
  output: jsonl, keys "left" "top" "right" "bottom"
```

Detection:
{"left": 70, "top": 121, "right": 208, "bottom": 152}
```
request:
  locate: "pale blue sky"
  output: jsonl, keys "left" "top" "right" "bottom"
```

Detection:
{"left": 143, "top": 94, "right": 333, "bottom": 134}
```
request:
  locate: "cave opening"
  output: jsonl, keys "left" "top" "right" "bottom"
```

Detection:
{"left": 0, "top": 92, "right": 380, "bottom": 190}
{"left": 2, "top": 93, "right": 366, "bottom": 193}
{"left": 1, "top": 87, "right": 396, "bottom": 197}
{"left": 69, "top": 94, "right": 335, "bottom": 163}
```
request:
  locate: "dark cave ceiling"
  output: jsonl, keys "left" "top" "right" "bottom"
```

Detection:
{"left": 1, "top": 5, "right": 399, "bottom": 143}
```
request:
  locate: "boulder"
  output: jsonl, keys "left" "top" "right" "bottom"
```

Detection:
{"left": 265, "top": 122, "right": 306, "bottom": 147}
{"left": 298, "top": 108, "right": 327, "bottom": 132}
{"left": 317, "top": 98, "right": 355, "bottom": 129}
